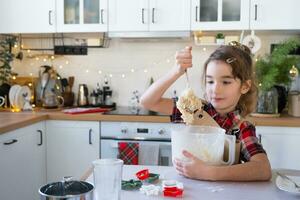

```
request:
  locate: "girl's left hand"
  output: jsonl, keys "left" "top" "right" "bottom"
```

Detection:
{"left": 173, "top": 150, "right": 212, "bottom": 180}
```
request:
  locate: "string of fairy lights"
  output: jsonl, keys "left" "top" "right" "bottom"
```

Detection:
{"left": 11, "top": 42, "right": 217, "bottom": 81}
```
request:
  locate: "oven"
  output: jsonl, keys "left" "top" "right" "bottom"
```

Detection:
{"left": 100, "top": 121, "right": 183, "bottom": 166}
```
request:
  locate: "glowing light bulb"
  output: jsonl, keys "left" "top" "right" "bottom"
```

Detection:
{"left": 131, "top": 68, "right": 135, "bottom": 73}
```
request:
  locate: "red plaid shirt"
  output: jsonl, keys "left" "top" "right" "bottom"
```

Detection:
{"left": 170, "top": 100, "right": 266, "bottom": 162}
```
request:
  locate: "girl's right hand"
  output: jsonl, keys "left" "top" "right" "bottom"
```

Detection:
{"left": 174, "top": 46, "right": 193, "bottom": 75}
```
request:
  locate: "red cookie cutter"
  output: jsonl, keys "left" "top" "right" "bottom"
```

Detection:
{"left": 136, "top": 169, "right": 149, "bottom": 180}
{"left": 163, "top": 187, "right": 183, "bottom": 197}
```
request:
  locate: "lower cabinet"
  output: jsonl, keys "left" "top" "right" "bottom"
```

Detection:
{"left": 46, "top": 120, "right": 100, "bottom": 182}
{"left": 0, "top": 122, "right": 46, "bottom": 200}
{"left": 256, "top": 126, "right": 300, "bottom": 170}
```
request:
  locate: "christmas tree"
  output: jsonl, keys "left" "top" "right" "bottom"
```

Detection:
{"left": 0, "top": 36, "right": 17, "bottom": 85}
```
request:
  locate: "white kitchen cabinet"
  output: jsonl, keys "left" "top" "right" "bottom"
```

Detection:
{"left": 0, "top": 122, "right": 46, "bottom": 200}
{"left": 108, "top": 0, "right": 190, "bottom": 32}
{"left": 256, "top": 126, "right": 300, "bottom": 170}
{"left": 46, "top": 120, "right": 99, "bottom": 182}
{"left": 56, "top": 0, "right": 108, "bottom": 32}
{"left": 0, "top": 0, "right": 55, "bottom": 33}
{"left": 191, "top": 0, "right": 250, "bottom": 30}
{"left": 250, "top": 0, "right": 300, "bottom": 30}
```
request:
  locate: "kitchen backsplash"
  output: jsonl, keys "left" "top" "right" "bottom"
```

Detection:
{"left": 11, "top": 32, "right": 299, "bottom": 106}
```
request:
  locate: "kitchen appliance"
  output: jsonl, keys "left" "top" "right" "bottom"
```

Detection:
{"left": 104, "top": 106, "right": 169, "bottom": 116}
{"left": 288, "top": 91, "right": 300, "bottom": 117}
{"left": 100, "top": 121, "right": 184, "bottom": 166}
{"left": 102, "top": 86, "right": 113, "bottom": 106}
{"left": 36, "top": 65, "right": 63, "bottom": 107}
{"left": 77, "top": 84, "right": 89, "bottom": 106}
{"left": 39, "top": 176, "right": 94, "bottom": 200}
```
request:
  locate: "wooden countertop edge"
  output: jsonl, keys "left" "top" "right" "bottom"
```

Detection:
{"left": 0, "top": 115, "right": 48, "bottom": 134}
{"left": 1, "top": 112, "right": 300, "bottom": 135}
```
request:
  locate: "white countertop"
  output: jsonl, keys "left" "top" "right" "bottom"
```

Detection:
{"left": 87, "top": 165, "right": 300, "bottom": 200}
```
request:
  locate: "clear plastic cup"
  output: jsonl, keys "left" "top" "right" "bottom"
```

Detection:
{"left": 93, "top": 159, "right": 124, "bottom": 200}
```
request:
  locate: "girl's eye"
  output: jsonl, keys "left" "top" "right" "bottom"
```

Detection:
{"left": 223, "top": 81, "right": 231, "bottom": 84}
{"left": 206, "top": 80, "right": 214, "bottom": 84}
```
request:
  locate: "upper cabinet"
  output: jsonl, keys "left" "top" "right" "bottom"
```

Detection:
{"left": 108, "top": 0, "right": 191, "bottom": 32}
{"left": 56, "top": 0, "right": 108, "bottom": 32}
{"left": 250, "top": 0, "right": 300, "bottom": 30}
{"left": 191, "top": 0, "right": 250, "bottom": 30}
{"left": 0, "top": 0, "right": 55, "bottom": 33}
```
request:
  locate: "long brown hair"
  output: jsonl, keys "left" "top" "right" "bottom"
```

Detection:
{"left": 203, "top": 42, "right": 258, "bottom": 117}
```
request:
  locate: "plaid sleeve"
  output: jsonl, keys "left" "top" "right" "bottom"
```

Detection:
{"left": 170, "top": 98, "right": 183, "bottom": 123}
{"left": 239, "top": 121, "right": 266, "bottom": 162}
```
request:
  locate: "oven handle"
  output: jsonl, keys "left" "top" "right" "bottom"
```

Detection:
{"left": 101, "top": 136, "right": 171, "bottom": 142}
{"left": 107, "top": 140, "right": 172, "bottom": 148}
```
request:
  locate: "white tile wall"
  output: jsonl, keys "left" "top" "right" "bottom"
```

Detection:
{"left": 11, "top": 32, "right": 298, "bottom": 106}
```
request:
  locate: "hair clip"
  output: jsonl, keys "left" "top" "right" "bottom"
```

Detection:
{"left": 226, "top": 57, "right": 237, "bottom": 64}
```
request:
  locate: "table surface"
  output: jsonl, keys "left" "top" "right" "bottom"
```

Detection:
{"left": 86, "top": 165, "right": 300, "bottom": 200}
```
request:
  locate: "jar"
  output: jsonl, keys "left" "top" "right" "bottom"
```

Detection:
{"left": 256, "top": 87, "right": 278, "bottom": 114}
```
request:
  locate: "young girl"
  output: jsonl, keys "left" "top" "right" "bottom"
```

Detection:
{"left": 140, "top": 42, "right": 272, "bottom": 181}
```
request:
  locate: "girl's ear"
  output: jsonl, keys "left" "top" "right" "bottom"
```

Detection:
{"left": 241, "top": 80, "right": 251, "bottom": 94}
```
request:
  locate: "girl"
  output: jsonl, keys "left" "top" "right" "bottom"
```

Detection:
{"left": 140, "top": 42, "right": 272, "bottom": 181}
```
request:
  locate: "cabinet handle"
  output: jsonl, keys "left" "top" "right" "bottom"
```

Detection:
{"left": 142, "top": 8, "right": 145, "bottom": 24}
{"left": 254, "top": 4, "right": 258, "bottom": 21}
{"left": 152, "top": 8, "right": 155, "bottom": 24}
{"left": 37, "top": 130, "right": 43, "bottom": 146}
{"left": 100, "top": 9, "right": 104, "bottom": 24}
{"left": 48, "top": 10, "right": 53, "bottom": 25}
{"left": 195, "top": 6, "right": 198, "bottom": 22}
{"left": 258, "top": 134, "right": 262, "bottom": 143}
{"left": 3, "top": 139, "right": 18, "bottom": 145}
{"left": 89, "top": 129, "right": 92, "bottom": 145}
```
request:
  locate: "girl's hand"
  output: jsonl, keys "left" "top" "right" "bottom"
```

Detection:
{"left": 173, "top": 150, "right": 213, "bottom": 180}
{"left": 174, "top": 46, "right": 193, "bottom": 75}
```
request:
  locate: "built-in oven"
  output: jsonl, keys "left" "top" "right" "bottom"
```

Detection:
{"left": 100, "top": 121, "right": 183, "bottom": 166}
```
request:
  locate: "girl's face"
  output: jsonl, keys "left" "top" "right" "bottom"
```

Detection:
{"left": 205, "top": 60, "right": 250, "bottom": 116}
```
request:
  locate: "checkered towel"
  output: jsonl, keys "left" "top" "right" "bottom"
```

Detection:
{"left": 118, "top": 142, "right": 139, "bottom": 165}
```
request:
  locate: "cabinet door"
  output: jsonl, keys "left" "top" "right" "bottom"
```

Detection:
{"left": 46, "top": 120, "right": 100, "bottom": 182}
{"left": 56, "top": 0, "right": 108, "bottom": 32}
{"left": 250, "top": 0, "right": 300, "bottom": 30}
{"left": 0, "top": 122, "right": 46, "bottom": 200}
{"left": 0, "top": 0, "right": 55, "bottom": 33}
{"left": 108, "top": 0, "right": 148, "bottom": 31}
{"left": 149, "top": 0, "right": 190, "bottom": 31}
{"left": 191, "top": 0, "right": 250, "bottom": 30}
{"left": 256, "top": 126, "right": 300, "bottom": 170}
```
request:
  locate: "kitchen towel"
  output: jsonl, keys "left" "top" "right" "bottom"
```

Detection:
{"left": 138, "top": 143, "right": 160, "bottom": 165}
{"left": 118, "top": 142, "right": 139, "bottom": 165}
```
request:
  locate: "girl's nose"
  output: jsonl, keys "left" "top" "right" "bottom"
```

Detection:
{"left": 213, "top": 82, "right": 222, "bottom": 93}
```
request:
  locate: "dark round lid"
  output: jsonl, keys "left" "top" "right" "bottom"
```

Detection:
{"left": 39, "top": 178, "right": 94, "bottom": 197}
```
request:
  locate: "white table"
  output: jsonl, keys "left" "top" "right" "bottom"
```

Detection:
{"left": 87, "top": 165, "right": 300, "bottom": 200}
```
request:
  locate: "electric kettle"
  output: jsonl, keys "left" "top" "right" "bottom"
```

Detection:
{"left": 77, "top": 84, "right": 89, "bottom": 106}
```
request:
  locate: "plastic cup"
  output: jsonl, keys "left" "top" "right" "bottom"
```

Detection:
{"left": 93, "top": 159, "right": 123, "bottom": 200}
